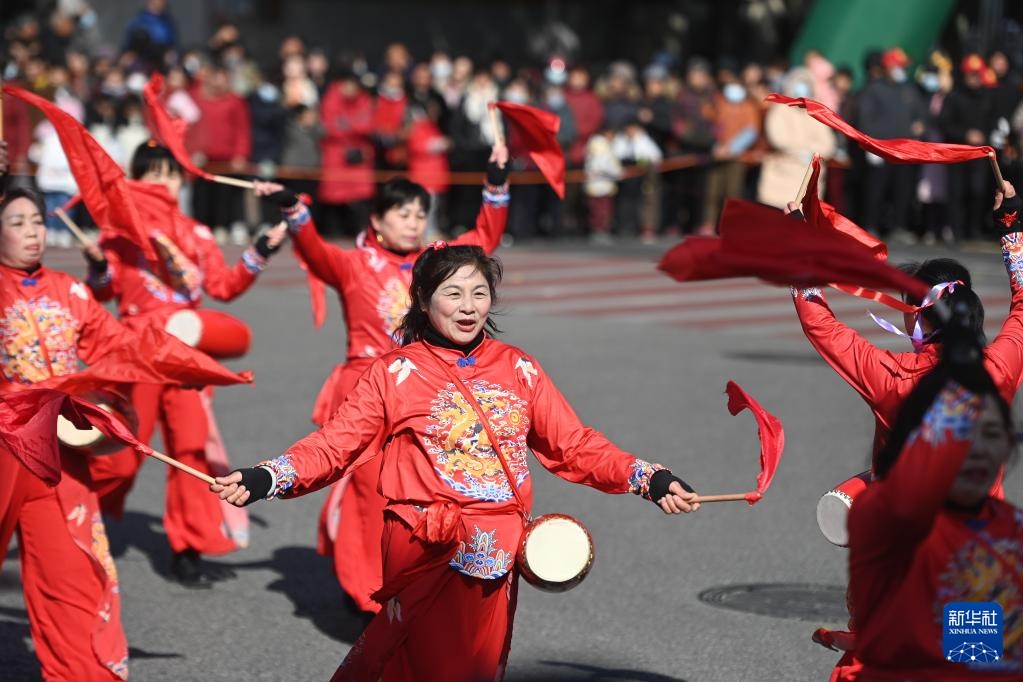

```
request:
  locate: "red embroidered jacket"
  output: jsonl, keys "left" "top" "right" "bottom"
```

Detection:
{"left": 848, "top": 383, "right": 1023, "bottom": 680}
{"left": 793, "top": 232, "right": 1023, "bottom": 463}
{"left": 0, "top": 264, "right": 126, "bottom": 388}
{"left": 88, "top": 181, "right": 265, "bottom": 327}
{"left": 283, "top": 185, "right": 508, "bottom": 363}
{"left": 258, "top": 336, "right": 665, "bottom": 580}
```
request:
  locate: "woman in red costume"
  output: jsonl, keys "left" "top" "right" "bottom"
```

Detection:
{"left": 212, "top": 244, "right": 700, "bottom": 681}
{"left": 0, "top": 187, "right": 131, "bottom": 680}
{"left": 789, "top": 184, "right": 1023, "bottom": 679}
{"left": 848, "top": 318, "right": 1022, "bottom": 681}
{"left": 85, "top": 142, "right": 287, "bottom": 586}
{"left": 252, "top": 140, "right": 509, "bottom": 613}
{"left": 790, "top": 182, "right": 1023, "bottom": 468}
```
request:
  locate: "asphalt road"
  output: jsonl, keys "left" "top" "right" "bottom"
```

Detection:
{"left": 1, "top": 238, "right": 1019, "bottom": 681}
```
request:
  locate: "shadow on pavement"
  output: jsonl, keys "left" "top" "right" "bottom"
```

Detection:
{"left": 510, "top": 661, "right": 688, "bottom": 681}
{"left": 698, "top": 582, "right": 848, "bottom": 623}
{"left": 225, "top": 545, "right": 371, "bottom": 645}
{"left": 263, "top": 546, "right": 372, "bottom": 644}
{"left": 128, "top": 646, "right": 185, "bottom": 660}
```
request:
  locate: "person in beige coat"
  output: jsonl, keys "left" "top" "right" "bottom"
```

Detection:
{"left": 757, "top": 68, "right": 837, "bottom": 208}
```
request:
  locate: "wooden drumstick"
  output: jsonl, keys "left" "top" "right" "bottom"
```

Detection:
{"left": 146, "top": 448, "right": 216, "bottom": 485}
{"left": 793, "top": 155, "right": 817, "bottom": 205}
{"left": 488, "top": 102, "right": 505, "bottom": 147}
{"left": 53, "top": 207, "right": 92, "bottom": 245}
{"left": 691, "top": 493, "right": 749, "bottom": 503}
{"left": 990, "top": 151, "right": 1006, "bottom": 189}
{"left": 211, "top": 174, "right": 256, "bottom": 190}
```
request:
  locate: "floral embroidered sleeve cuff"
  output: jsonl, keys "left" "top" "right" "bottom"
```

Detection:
{"left": 628, "top": 459, "right": 667, "bottom": 501}
{"left": 482, "top": 183, "right": 510, "bottom": 208}
{"left": 240, "top": 247, "right": 267, "bottom": 274}
{"left": 281, "top": 203, "right": 312, "bottom": 235}
{"left": 790, "top": 285, "right": 824, "bottom": 303}
{"left": 1000, "top": 233, "right": 1023, "bottom": 289}
{"left": 257, "top": 454, "right": 298, "bottom": 499}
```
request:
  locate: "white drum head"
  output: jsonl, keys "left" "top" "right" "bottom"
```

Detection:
{"left": 56, "top": 403, "right": 112, "bottom": 449}
{"left": 524, "top": 516, "right": 591, "bottom": 585}
{"left": 816, "top": 491, "right": 853, "bottom": 547}
{"left": 165, "top": 310, "right": 202, "bottom": 347}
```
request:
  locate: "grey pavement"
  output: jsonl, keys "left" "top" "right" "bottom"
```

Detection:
{"left": 1, "top": 238, "right": 1019, "bottom": 681}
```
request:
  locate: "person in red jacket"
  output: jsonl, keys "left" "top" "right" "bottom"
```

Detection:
{"left": 186, "top": 62, "right": 251, "bottom": 234}
{"left": 848, "top": 324, "right": 1022, "bottom": 681}
{"left": 212, "top": 244, "right": 700, "bottom": 681}
{"left": 0, "top": 187, "right": 131, "bottom": 680}
{"left": 789, "top": 184, "right": 1023, "bottom": 680}
{"left": 790, "top": 183, "right": 1023, "bottom": 474}
{"left": 85, "top": 143, "right": 286, "bottom": 587}
{"left": 251, "top": 139, "right": 508, "bottom": 614}
{"left": 318, "top": 68, "right": 376, "bottom": 237}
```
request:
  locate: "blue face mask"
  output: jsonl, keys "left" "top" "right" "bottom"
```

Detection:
{"left": 723, "top": 83, "right": 746, "bottom": 103}
{"left": 920, "top": 72, "right": 940, "bottom": 93}
{"left": 789, "top": 81, "right": 812, "bottom": 99}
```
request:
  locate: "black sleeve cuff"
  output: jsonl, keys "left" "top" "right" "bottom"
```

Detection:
{"left": 235, "top": 467, "right": 272, "bottom": 505}
{"left": 266, "top": 189, "right": 300, "bottom": 209}
{"left": 486, "top": 160, "right": 508, "bottom": 187}
{"left": 648, "top": 469, "right": 693, "bottom": 503}
{"left": 994, "top": 194, "right": 1022, "bottom": 234}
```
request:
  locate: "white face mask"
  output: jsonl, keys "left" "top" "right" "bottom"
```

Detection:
{"left": 257, "top": 83, "right": 279, "bottom": 102}
{"left": 504, "top": 89, "right": 528, "bottom": 104}
{"left": 723, "top": 83, "right": 746, "bottom": 103}
{"left": 431, "top": 60, "right": 453, "bottom": 81}
{"left": 889, "top": 67, "right": 907, "bottom": 83}
{"left": 789, "top": 81, "right": 812, "bottom": 99}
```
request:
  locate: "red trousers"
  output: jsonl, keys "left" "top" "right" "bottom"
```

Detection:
{"left": 315, "top": 357, "right": 385, "bottom": 613}
{"left": 334, "top": 513, "right": 518, "bottom": 681}
{"left": 0, "top": 450, "right": 128, "bottom": 681}
{"left": 88, "top": 384, "right": 237, "bottom": 555}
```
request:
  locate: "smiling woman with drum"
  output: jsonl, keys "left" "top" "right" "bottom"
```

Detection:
{"left": 212, "top": 243, "right": 699, "bottom": 681}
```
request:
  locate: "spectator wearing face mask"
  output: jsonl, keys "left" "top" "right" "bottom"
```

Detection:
{"left": 757, "top": 68, "right": 836, "bottom": 210}
{"left": 698, "top": 74, "right": 760, "bottom": 235}
{"left": 940, "top": 54, "right": 996, "bottom": 243}
{"left": 916, "top": 54, "right": 955, "bottom": 245}
{"left": 372, "top": 71, "right": 409, "bottom": 170}
{"left": 857, "top": 47, "right": 928, "bottom": 241}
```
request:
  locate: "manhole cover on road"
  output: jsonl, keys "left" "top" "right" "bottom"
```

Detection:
{"left": 698, "top": 583, "right": 848, "bottom": 623}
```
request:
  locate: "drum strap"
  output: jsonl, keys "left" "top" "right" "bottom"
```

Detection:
{"left": 423, "top": 344, "right": 530, "bottom": 521}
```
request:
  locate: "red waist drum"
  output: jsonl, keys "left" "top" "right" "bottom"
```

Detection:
{"left": 517, "top": 513, "right": 594, "bottom": 592}
{"left": 56, "top": 387, "right": 139, "bottom": 456}
{"left": 165, "top": 309, "right": 251, "bottom": 359}
{"left": 816, "top": 470, "right": 872, "bottom": 547}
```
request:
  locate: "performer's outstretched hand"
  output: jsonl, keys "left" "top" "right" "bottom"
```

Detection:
{"left": 255, "top": 221, "right": 288, "bottom": 258}
{"left": 658, "top": 480, "right": 701, "bottom": 515}
{"left": 211, "top": 470, "right": 250, "bottom": 506}
{"left": 252, "top": 180, "right": 299, "bottom": 209}
{"left": 81, "top": 241, "right": 107, "bottom": 273}
{"left": 489, "top": 140, "right": 509, "bottom": 169}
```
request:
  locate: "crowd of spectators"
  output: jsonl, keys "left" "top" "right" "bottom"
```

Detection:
{"left": 3, "top": 1, "right": 1023, "bottom": 247}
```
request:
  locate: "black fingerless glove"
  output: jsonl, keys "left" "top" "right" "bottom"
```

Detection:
{"left": 648, "top": 469, "right": 694, "bottom": 503}
{"left": 788, "top": 208, "right": 805, "bottom": 221}
{"left": 994, "top": 193, "right": 1022, "bottom": 234}
{"left": 254, "top": 232, "right": 283, "bottom": 259}
{"left": 85, "top": 252, "right": 108, "bottom": 276}
{"left": 265, "top": 189, "right": 299, "bottom": 209}
{"left": 234, "top": 467, "right": 273, "bottom": 504}
{"left": 486, "top": 159, "right": 508, "bottom": 186}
